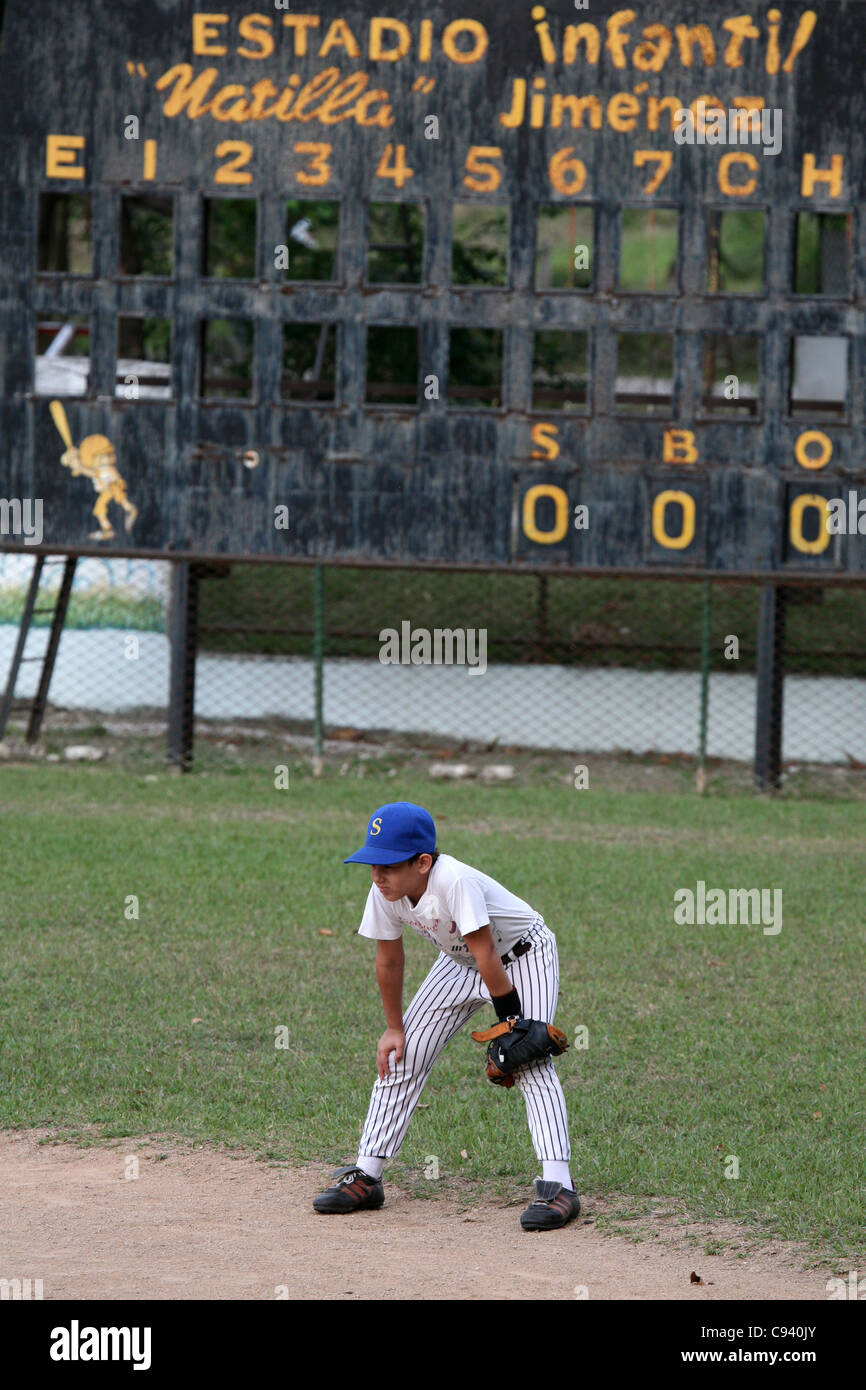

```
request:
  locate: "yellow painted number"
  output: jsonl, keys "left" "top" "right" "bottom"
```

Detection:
{"left": 214, "top": 140, "right": 253, "bottom": 186}
{"left": 789, "top": 494, "right": 831, "bottom": 555}
{"left": 295, "top": 142, "right": 332, "bottom": 187}
{"left": 463, "top": 146, "right": 502, "bottom": 193}
{"left": 143, "top": 139, "right": 158, "bottom": 181}
{"left": 375, "top": 143, "right": 414, "bottom": 189}
{"left": 548, "top": 147, "right": 587, "bottom": 196}
{"left": 634, "top": 150, "right": 672, "bottom": 195}
{"left": 652, "top": 490, "right": 695, "bottom": 550}
{"left": 522, "top": 485, "right": 569, "bottom": 545}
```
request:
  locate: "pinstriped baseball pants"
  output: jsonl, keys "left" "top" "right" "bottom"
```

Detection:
{"left": 358, "top": 921, "right": 571, "bottom": 1163}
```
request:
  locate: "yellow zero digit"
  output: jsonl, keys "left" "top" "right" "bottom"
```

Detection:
{"left": 214, "top": 140, "right": 253, "bottom": 186}
{"left": 522, "top": 484, "right": 569, "bottom": 545}
{"left": 789, "top": 494, "right": 831, "bottom": 555}
{"left": 651, "top": 490, "right": 695, "bottom": 550}
{"left": 463, "top": 146, "right": 502, "bottom": 192}
{"left": 295, "top": 142, "right": 332, "bottom": 187}
{"left": 548, "top": 147, "right": 587, "bottom": 196}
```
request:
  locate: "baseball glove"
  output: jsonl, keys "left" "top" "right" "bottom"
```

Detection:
{"left": 471, "top": 1017, "right": 569, "bottom": 1088}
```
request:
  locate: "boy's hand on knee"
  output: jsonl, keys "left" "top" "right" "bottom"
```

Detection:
{"left": 377, "top": 1028, "right": 405, "bottom": 1080}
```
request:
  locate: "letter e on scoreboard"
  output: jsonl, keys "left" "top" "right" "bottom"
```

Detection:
{"left": 46, "top": 135, "right": 85, "bottom": 179}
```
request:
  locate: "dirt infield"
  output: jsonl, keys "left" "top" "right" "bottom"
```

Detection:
{"left": 0, "top": 1131, "right": 835, "bottom": 1301}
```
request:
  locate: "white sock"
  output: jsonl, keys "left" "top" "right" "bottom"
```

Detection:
{"left": 356, "top": 1154, "right": 385, "bottom": 1180}
{"left": 541, "top": 1161, "right": 573, "bottom": 1189}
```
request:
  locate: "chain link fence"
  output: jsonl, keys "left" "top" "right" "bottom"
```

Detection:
{"left": 1, "top": 554, "right": 865, "bottom": 789}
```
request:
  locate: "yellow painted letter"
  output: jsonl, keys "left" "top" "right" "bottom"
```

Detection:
{"left": 663, "top": 429, "right": 698, "bottom": 464}
{"left": 531, "top": 423, "right": 560, "bottom": 460}
{"left": 193, "top": 13, "right": 228, "bottom": 56}
{"left": 46, "top": 134, "right": 85, "bottom": 179}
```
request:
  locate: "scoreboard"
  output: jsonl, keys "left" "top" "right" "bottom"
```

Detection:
{"left": 0, "top": 0, "right": 864, "bottom": 575}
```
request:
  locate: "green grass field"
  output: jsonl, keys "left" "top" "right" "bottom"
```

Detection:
{"left": 0, "top": 590, "right": 165, "bottom": 632}
{"left": 1, "top": 763, "right": 864, "bottom": 1265}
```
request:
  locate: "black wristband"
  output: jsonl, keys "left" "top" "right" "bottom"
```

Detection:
{"left": 492, "top": 987, "right": 522, "bottom": 1022}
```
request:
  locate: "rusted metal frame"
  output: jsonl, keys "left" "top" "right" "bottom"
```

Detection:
{"left": 754, "top": 583, "right": 788, "bottom": 792}
{"left": 167, "top": 560, "right": 199, "bottom": 771}
{"left": 5, "top": 541, "right": 866, "bottom": 587}
{"left": 0, "top": 554, "right": 45, "bottom": 739}
{"left": 25, "top": 556, "right": 76, "bottom": 742}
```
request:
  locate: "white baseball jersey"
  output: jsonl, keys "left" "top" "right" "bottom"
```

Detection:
{"left": 357, "top": 853, "right": 542, "bottom": 968}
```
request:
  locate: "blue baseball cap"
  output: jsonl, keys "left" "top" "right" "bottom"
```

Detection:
{"left": 344, "top": 802, "right": 436, "bottom": 865}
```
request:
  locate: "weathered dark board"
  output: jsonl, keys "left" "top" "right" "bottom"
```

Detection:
{"left": 0, "top": 0, "right": 864, "bottom": 574}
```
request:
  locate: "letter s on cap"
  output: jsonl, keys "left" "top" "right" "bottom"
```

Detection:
{"left": 370, "top": 816, "right": 382, "bottom": 836}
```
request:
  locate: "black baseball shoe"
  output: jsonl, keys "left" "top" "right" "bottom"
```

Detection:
{"left": 520, "top": 1179, "right": 581, "bottom": 1231}
{"left": 313, "top": 1165, "right": 385, "bottom": 1215}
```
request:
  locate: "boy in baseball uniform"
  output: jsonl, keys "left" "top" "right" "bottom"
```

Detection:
{"left": 313, "top": 801, "right": 579, "bottom": 1231}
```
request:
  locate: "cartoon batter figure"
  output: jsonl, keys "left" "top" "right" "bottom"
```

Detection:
{"left": 50, "top": 401, "right": 138, "bottom": 541}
